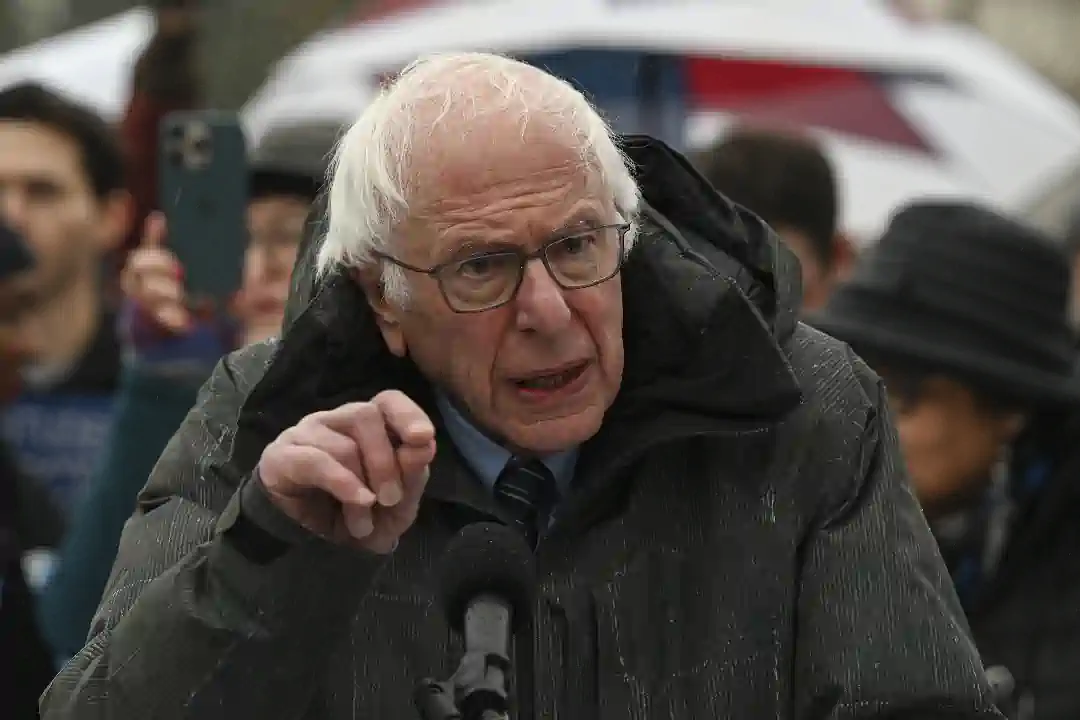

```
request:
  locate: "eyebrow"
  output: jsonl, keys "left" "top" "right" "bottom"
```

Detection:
{"left": 553, "top": 208, "right": 607, "bottom": 235}
{"left": 439, "top": 207, "right": 611, "bottom": 261}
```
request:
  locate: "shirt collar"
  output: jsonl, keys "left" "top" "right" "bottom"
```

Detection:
{"left": 435, "top": 392, "right": 577, "bottom": 497}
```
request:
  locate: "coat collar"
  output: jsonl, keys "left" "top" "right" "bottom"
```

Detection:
{"left": 231, "top": 136, "right": 804, "bottom": 506}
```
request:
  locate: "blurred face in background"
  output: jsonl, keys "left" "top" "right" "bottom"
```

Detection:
{"left": 775, "top": 225, "right": 853, "bottom": 313}
{"left": 239, "top": 194, "right": 308, "bottom": 345}
{"left": 0, "top": 272, "right": 41, "bottom": 401}
{"left": 880, "top": 369, "right": 1025, "bottom": 517}
{"left": 0, "top": 121, "right": 126, "bottom": 304}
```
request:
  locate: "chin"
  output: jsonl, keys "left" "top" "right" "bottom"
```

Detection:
{"left": 505, "top": 407, "right": 606, "bottom": 455}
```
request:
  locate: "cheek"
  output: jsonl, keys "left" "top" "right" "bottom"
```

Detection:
{"left": 896, "top": 408, "right": 968, "bottom": 488}
{"left": 897, "top": 409, "right": 995, "bottom": 503}
{"left": 277, "top": 245, "right": 300, "bottom": 274}
{"left": 27, "top": 200, "right": 91, "bottom": 254}
{"left": 799, "top": 257, "right": 825, "bottom": 288}
{"left": 22, "top": 213, "right": 61, "bottom": 255}
{"left": 897, "top": 413, "right": 948, "bottom": 466}
{"left": 576, "top": 283, "right": 624, "bottom": 380}
{"left": 398, "top": 294, "right": 504, "bottom": 395}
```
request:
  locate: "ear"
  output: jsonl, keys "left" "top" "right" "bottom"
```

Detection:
{"left": 829, "top": 231, "right": 858, "bottom": 283}
{"left": 95, "top": 189, "right": 133, "bottom": 253}
{"left": 352, "top": 267, "right": 407, "bottom": 357}
{"left": 996, "top": 412, "right": 1028, "bottom": 445}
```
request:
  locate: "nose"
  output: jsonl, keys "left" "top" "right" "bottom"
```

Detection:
{"left": 243, "top": 244, "right": 266, "bottom": 283}
{"left": 513, "top": 260, "right": 573, "bottom": 334}
{"left": 246, "top": 242, "right": 296, "bottom": 284}
{"left": 0, "top": 187, "right": 29, "bottom": 232}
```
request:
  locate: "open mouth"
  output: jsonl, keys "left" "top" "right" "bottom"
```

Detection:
{"left": 513, "top": 361, "right": 589, "bottom": 392}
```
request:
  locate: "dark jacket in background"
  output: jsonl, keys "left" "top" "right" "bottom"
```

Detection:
{"left": 34, "top": 11, "right": 206, "bottom": 662}
{"left": 962, "top": 411, "right": 1080, "bottom": 720}
{"left": 2, "top": 313, "right": 122, "bottom": 516}
{"left": 41, "top": 137, "right": 1001, "bottom": 719}
{"left": 38, "top": 368, "right": 199, "bottom": 662}
{"left": 1, "top": 444, "right": 61, "bottom": 719}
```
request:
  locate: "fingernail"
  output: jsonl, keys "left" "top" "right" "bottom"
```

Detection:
{"left": 407, "top": 422, "right": 432, "bottom": 436}
{"left": 353, "top": 485, "right": 375, "bottom": 505}
{"left": 377, "top": 483, "right": 403, "bottom": 507}
{"left": 350, "top": 515, "right": 373, "bottom": 538}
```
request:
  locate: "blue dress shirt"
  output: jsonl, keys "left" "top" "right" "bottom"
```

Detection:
{"left": 435, "top": 393, "right": 577, "bottom": 502}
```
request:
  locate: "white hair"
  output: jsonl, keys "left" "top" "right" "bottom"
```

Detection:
{"left": 317, "top": 51, "right": 641, "bottom": 304}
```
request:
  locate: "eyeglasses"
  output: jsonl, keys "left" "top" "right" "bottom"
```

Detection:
{"left": 373, "top": 223, "right": 631, "bottom": 313}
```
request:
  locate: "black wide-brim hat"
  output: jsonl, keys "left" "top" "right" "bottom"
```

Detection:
{"left": 810, "top": 201, "right": 1080, "bottom": 408}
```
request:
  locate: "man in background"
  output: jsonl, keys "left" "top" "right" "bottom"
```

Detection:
{"left": 37, "top": 120, "right": 340, "bottom": 663}
{"left": 0, "top": 84, "right": 130, "bottom": 514}
{"left": 0, "top": 220, "right": 63, "bottom": 719}
{"left": 695, "top": 125, "right": 853, "bottom": 312}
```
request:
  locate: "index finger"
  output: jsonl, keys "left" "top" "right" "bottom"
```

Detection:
{"left": 372, "top": 390, "right": 435, "bottom": 447}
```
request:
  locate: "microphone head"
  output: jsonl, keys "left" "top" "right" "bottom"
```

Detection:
{"left": 437, "top": 522, "right": 537, "bottom": 634}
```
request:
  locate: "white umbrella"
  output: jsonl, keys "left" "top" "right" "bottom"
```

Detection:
{"left": 255, "top": 0, "right": 940, "bottom": 94}
{"left": 245, "top": 0, "right": 1080, "bottom": 242}
{"left": 0, "top": 8, "right": 151, "bottom": 121}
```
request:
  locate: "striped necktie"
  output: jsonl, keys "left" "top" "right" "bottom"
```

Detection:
{"left": 493, "top": 456, "right": 557, "bottom": 549}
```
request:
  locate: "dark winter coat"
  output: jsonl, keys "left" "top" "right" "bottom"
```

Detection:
{"left": 41, "top": 137, "right": 1001, "bottom": 719}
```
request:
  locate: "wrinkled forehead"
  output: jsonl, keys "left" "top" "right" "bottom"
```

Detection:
{"left": 406, "top": 119, "right": 608, "bottom": 243}
{"left": 0, "top": 121, "right": 86, "bottom": 183}
{"left": 414, "top": 111, "right": 597, "bottom": 197}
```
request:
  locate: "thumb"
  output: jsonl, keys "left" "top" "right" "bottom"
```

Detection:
{"left": 142, "top": 212, "right": 167, "bottom": 249}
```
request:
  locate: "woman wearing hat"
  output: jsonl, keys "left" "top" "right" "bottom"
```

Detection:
{"left": 812, "top": 201, "right": 1080, "bottom": 720}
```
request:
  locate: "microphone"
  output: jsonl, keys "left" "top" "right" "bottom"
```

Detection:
{"left": 419, "top": 523, "right": 537, "bottom": 720}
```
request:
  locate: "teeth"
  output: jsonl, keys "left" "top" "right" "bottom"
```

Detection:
{"left": 521, "top": 369, "right": 573, "bottom": 389}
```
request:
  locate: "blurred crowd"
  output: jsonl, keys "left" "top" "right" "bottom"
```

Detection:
{"left": 2, "top": 3, "right": 1079, "bottom": 720}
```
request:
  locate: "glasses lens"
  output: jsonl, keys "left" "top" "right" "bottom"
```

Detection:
{"left": 440, "top": 251, "right": 521, "bottom": 311}
{"left": 546, "top": 225, "right": 623, "bottom": 288}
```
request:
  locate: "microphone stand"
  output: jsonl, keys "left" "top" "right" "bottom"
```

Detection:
{"left": 414, "top": 648, "right": 513, "bottom": 720}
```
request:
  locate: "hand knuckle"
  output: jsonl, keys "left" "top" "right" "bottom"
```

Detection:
{"left": 374, "top": 389, "right": 408, "bottom": 407}
{"left": 353, "top": 402, "right": 381, "bottom": 423}
{"left": 277, "top": 426, "right": 301, "bottom": 445}
{"left": 297, "top": 410, "right": 328, "bottom": 429}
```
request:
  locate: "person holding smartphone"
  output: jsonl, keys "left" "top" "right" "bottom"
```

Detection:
{"left": 37, "top": 120, "right": 340, "bottom": 663}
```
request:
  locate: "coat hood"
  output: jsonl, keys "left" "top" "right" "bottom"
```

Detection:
{"left": 250, "top": 136, "right": 803, "bottom": 457}
{"left": 284, "top": 136, "right": 802, "bottom": 346}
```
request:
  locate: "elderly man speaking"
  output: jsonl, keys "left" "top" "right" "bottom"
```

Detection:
{"left": 42, "top": 54, "right": 999, "bottom": 719}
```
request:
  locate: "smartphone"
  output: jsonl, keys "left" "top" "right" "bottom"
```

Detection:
{"left": 158, "top": 111, "right": 248, "bottom": 306}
